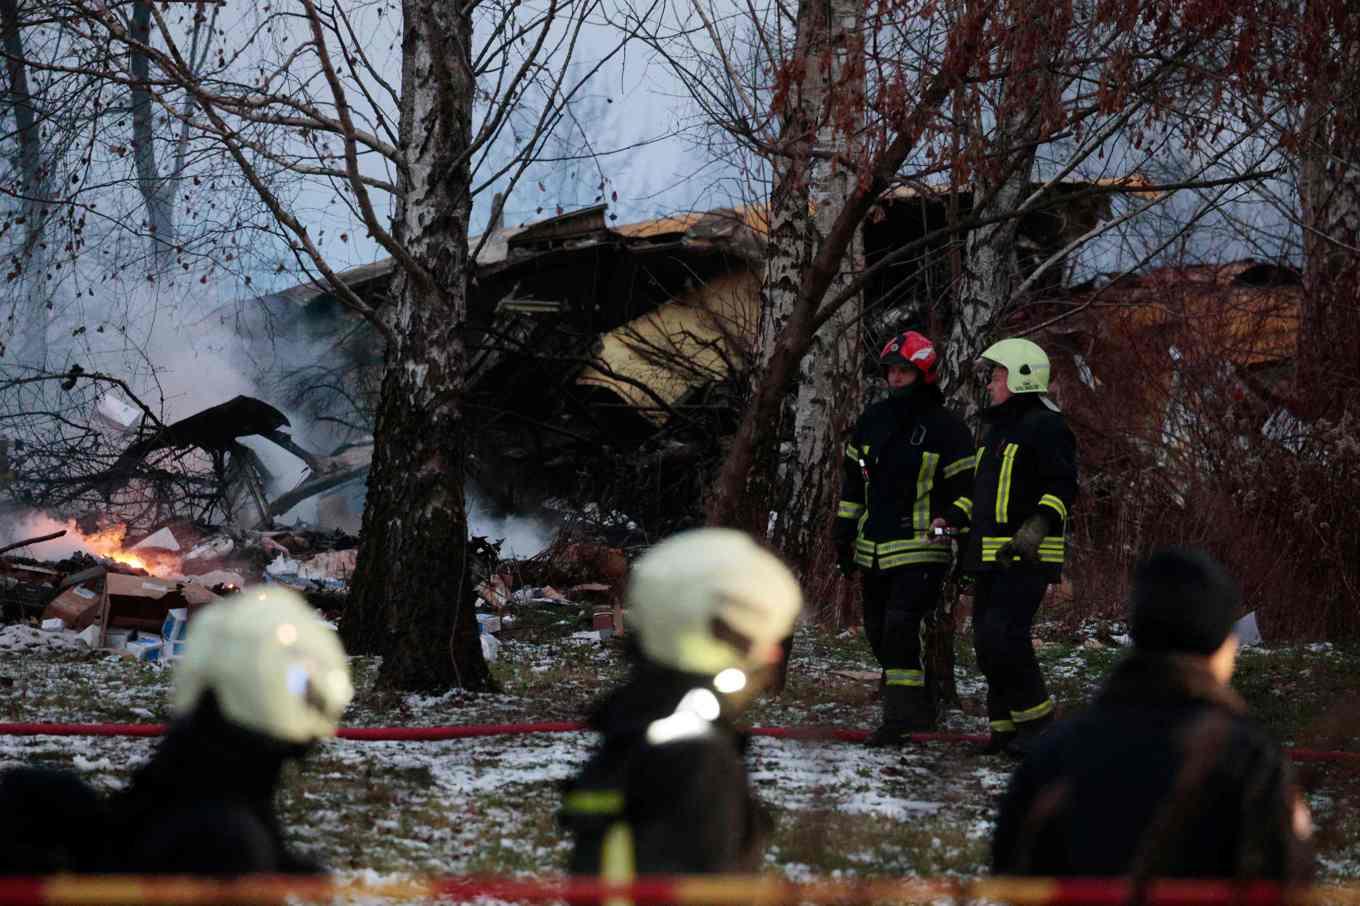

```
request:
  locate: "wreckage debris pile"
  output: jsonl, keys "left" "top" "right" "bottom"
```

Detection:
{"left": 0, "top": 520, "right": 363, "bottom": 662}
{"left": 474, "top": 539, "right": 630, "bottom": 660}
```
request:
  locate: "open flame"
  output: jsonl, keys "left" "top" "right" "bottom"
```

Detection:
{"left": 73, "top": 524, "right": 183, "bottom": 577}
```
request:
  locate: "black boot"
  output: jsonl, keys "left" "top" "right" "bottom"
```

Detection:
{"left": 1004, "top": 711, "right": 1055, "bottom": 759}
{"left": 866, "top": 685, "right": 935, "bottom": 746}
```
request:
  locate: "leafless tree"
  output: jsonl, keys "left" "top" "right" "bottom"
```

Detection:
{"left": 2, "top": 0, "right": 646, "bottom": 690}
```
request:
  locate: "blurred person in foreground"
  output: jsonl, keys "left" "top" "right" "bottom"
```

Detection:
{"left": 105, "top": 586, "right": 354, "bottom": 874}
{"left": 560, "top": 527, "right": 801, "bottom": 877}
{"left": 992, "top": 547, "right": 1312, "bottom": 880}
{"left": 0, "top": 586, "right": 352, "bottom": 876}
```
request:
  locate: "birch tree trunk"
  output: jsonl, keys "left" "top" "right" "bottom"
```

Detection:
{"left": 1298, "top": 25, "right": 1360, "bottom": 421}
{"left": 340, "top": 0, "right": 490, "bottom": 691}
{"left": 759, "top": 0, "right": 864, "bottom": 572}
{"left": 937, "top": 4, "right": 1065, "bottom": 406}
{"left": 1, "top": 0, "right": 50, "bottom": 367}
{"left": 130, "top": 0, "right": 176, "bottom": 272}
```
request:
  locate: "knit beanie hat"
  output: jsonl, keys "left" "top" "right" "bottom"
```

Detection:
{"left": 1129, "top": 547, "right": 1241, "bottom": 655}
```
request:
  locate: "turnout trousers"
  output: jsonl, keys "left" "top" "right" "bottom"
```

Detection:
{"left": 861, "top": 565, "right": 947, "bottom": 691}
{"left": 971, "top": 568, "right": 1054, "bottom": 733}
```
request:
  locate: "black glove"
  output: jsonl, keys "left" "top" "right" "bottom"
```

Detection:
{"left": 836, "top": 543, "right": 858, "bottom": 577}
{"left": 996, "top": 513, "right": 1050, "bottom": 569}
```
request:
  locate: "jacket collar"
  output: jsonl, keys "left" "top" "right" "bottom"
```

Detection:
{"left": 1096, "top": 651, "right": 1247, "bottom": 715}
{"left": 980, "top": 393, "right": 1041, "bottom": 424}
{"left": 588, "top": 660, "right": 741, "bottom": 740}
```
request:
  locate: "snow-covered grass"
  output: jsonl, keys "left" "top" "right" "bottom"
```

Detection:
{"left": 1, "top": 616, "right": 1358, "bottom": 882}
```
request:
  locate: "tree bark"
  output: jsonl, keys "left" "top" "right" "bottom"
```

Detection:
{"left": 0, "top": 0, "right": 50, "bottom": 367}
{"left": 130, "top": 0, "right": 176, "bottom": 272}
{"left": 1298, "top": 18, "right": 1360, "bottom": 420}
{"left": 341, "top": 0, "right": 490, "bottom": 691}
{"left": 706, "top": 5, "right": 990, "bottom": 535}
{"left": 740, "top": 0, "right": 865, "bottom": 569}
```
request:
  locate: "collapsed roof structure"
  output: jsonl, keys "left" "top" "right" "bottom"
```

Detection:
{"left": 269, "top": 182, "right": 1135, "bottom": 531}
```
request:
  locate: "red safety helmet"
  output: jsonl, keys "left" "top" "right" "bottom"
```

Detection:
{"left": 879, "top": 331, "right": 939, "bottom": 385}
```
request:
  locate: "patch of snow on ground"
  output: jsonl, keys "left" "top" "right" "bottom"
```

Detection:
{"left": 0, "top": 624, "right": 85, "bottom": 651}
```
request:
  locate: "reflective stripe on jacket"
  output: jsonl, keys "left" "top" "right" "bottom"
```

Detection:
{"left": 949, "top": 394, "right": 1077, "bottom": 577}
{"left": 834, "top": 385, "right": 974, "bottom": 571}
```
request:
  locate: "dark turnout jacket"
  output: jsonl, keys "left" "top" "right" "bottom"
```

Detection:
{"left": 561, "top": 665, "right": 770, "bottom": 876}
{"left": 835, "top": 385, "right": 975, "bottom": 571}
{"left": 104, "top": 695, "right": 323, "bottom": 875}
{"left": 950, "top": 394, "right": 1077, "bottom": 579}
{"left": 992, "top": 653, "right": 1312, "bottom": 880}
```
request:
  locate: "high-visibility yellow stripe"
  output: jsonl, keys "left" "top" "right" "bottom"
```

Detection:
{"left": 876, "top": 538, "right": 938, "bottom": 554}
{"left": 913, "top": 453, "right": 939, "bottom": 534}
{"left": 845, "top": 443, "right": 860, "bottom": 460}
{"left": 1012, "top": 698, "right": 1055, "bottom": 723}
{"left": 879, "top": 550, "right": 951, "bottom": 569}
{"left": 990, "top": 719, "right": 1016, "bottom": 732}
{"left": 954, "top": 497, "right": 973, "bottom": 518}
{"left": 855, "top": 539, "right": 876, "bottom": 552}
{"left": 885, "top": 669, "right": 925, "bottom": 687}
{"left": 601, "top": 821, "right": 636, "bottom": 906}
{"left": 996, "top": 443, "right": 1018, "bottom": 523}
{"left": 563, "top": 789, "right": 624, "bottom": 816}
{"left": 837, "top": 501, "right": 865, "bottom": 519}
{"left": 1038, "top": 494, "right": 1068, "bottom": 522}
{"left": 942, "top": 455, "right": 975, "bottom": 479}
{"left": 981, "top": 535, "right": 1065, "bottom": 563}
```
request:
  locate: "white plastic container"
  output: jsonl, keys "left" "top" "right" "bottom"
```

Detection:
{"left": 161, "top": 608, "right": 189, "bottom": 662}
{"left": 125, "top": 637, "right": 162, "bottom": 662}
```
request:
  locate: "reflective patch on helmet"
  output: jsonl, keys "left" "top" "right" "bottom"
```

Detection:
{"left": 285, "top": 663, "right": 311, "bottom": 697}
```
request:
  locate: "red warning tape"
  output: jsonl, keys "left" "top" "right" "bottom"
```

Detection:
{"left": 0, "top": 722, "right": 1355, "bottom": 763}
{"left": 0, "top": 873, "right": 1349, "bottom": 906}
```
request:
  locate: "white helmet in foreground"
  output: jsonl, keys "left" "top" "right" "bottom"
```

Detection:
{"left": 172, "top": 586, "right": 354, "bottom": 744}
{"left": 626, "top": 528, "right": 802, "bottom": 677}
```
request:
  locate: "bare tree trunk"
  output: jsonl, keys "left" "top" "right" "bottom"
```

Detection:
{"left": 706, "top": 6, "right": 989, "bottom": 535}
{"left": 130, "top": 0, "right": 176, "bottom": 272}
{"left": 1, "top": 0, "right": 50, "bottom": 367}
{"left": 757, "top": 0, "right": 864, "bottom": 572}
{"left": 340, "top": 0, "right": 490, "bottom": 691}
{"left": 1298, "top": 23, "right": 1360, "bottom": 420}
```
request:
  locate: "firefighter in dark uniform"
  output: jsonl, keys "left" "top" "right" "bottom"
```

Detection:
{"left": 933, "top": 338, "right": 1077, "bottom": 756}
{"left": 993, "top": 547, "right": 1313, "bottom": 880}
{"left": 560, "top": 528, "right": 801, "bottom": 878}
{"left": 106, "top": 587, "right": 354, "bottom": 874}
{"left": 0, "top": 587, "right": 353, "bottom": 875}
{"left": 834, "top": 331, "right": 974, "bottom": 743}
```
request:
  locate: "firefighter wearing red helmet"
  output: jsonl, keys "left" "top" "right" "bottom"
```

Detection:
{"left": 833, "top": 330, "right": 975, "bottom": 743}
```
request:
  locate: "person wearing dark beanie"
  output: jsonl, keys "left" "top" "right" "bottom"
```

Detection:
{"left": 1130, "top": 546, "right": 1240, "bottom": 655}
{"left": 993, "top": 547, "right": 1313, "bottom": 881}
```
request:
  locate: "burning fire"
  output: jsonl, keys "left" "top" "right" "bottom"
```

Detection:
{"left": 72, "top": 524, "right": 184, "bottom": 577}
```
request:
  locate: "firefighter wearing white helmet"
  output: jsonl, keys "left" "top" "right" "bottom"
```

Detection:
{"left": 561, "top": 528, "right": 801, "bottom": 880}
{"left": 933, "top": 336, "right": 1078, "bottom": 758}
{"left": 104, "top": 586, "right": 354, "bottom": 875}
{"left": 173, "top": 586, "right": 354, "bottom": 743}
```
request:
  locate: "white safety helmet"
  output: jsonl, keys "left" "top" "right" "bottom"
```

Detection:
{"left": 172, "top": 586, "right": 354, "bottom": 744}
{"left": 626, "top": 528, "right": 802, "bottom": 677}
